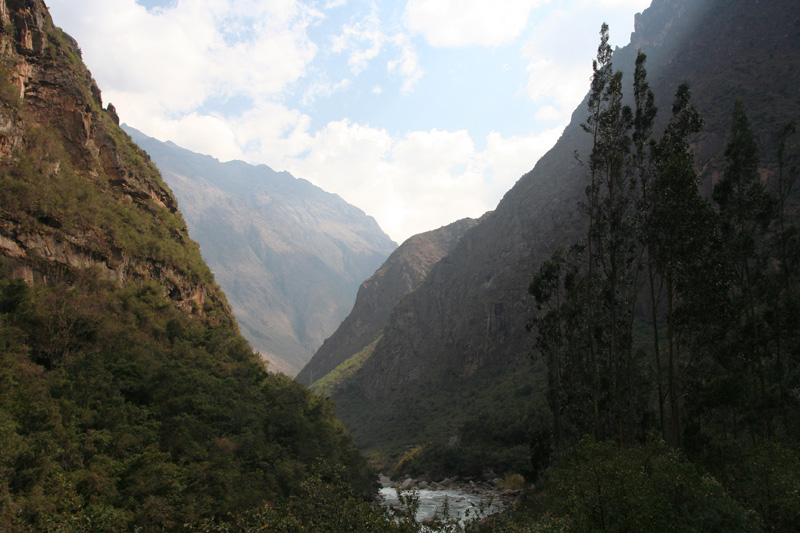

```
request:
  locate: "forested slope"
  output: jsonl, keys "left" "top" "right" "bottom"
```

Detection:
{"left": 0, "top": 1, "right": 372, "bottom": 529}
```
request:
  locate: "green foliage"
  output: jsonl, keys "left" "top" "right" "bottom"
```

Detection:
{"left": 343, "top": 360, "right": 544, "bottom": 483}
{"left": 0, "top": 63, "right": 20, "bottom": 108}
{"left": 645, "top": 82, "right": 725, "bottom": 447}
{"left": 0, "top": 276, "right": 374, "bottom": 530}
{"left": 690, "top": 436, "right": 800, "bottom": 531}
{"left": 311, "top": 335, "right": 382, "bottom": 397}
{"left": 227, "top": 463, "right": 405, "bottom": 533}
{"left": 524, "top": 24, "right": 800, "bottom": 533}
{"left": 512, "top": 437, "right": 762, "bottom": 533}
{"left": 393, "top": 442, "right": 487, "bottom": 480}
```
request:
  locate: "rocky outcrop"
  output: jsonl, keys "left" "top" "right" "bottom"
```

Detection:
{"left": 125, "top": 127, "right": 397, "bottom": 375}
{"left": 0, "top": 0, "right": 233, "bottom": 326}
{"left": 297, "top": 217, "right": 479, "bottom": 386}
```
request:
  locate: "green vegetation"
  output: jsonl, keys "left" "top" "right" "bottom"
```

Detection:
{"left": 0, "top": 4, "right": 375, "bottom": 527}
{"left": 486, "top": 437, "right": 764, "bottom": 532}
{"left": 311, "top": 335, "right": 382, "bottom": 397}
{"left": 0, "top": 276, "right": 373, "bottom": 530}
{"left": 519, "top": 23, "right": 800, "bottom": 532}
{"left": 334, "top": 359, "right": 545, "bottom": 479}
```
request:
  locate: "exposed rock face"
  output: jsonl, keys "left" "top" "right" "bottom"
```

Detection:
{"left": 124, "top": 127, "right": 397, "bottom": 375}
{"left": 329, "top": 0, "right": 800, "bottom": 450}
{"left": 0, "top": 0, "right": 233, "bottom": 326}
{"left": 297, "top": 217, "right": 479, "bottom": 386}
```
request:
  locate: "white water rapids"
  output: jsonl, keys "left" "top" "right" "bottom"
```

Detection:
{"left": 379, "top": 487, "right": 503, "bottom": 525}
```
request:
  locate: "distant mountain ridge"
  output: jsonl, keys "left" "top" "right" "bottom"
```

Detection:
{"left": 324, "top": 0, "right": 800, "bottom": 454}
{"left": 297, "top": 217, "right": 480, "bottom": 388}
{"left": 124, "top": 126, "right": 397, "bottom": 375}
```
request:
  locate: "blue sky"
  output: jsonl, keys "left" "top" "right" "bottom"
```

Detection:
{"left": 47, "top": 0, "right": 651, "bottom": 243}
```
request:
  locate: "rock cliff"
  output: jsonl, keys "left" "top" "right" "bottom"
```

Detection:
{"left": 0, "top": 0, "right": 232, "bottom": 325}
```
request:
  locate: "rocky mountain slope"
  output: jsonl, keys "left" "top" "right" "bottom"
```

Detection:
{"left": 0, "top": 3, "right": 229, "bottom": 321}
{"left": 297, "top": 217, "right": 479, "bottom": 389}
{"left": 123, "top": 127, "right": 397, "bottom": 375}
{"left": 0, "top": 1, "right": 372, "bottom": 529}
{"left": 326, "top": 0, "right": 800, "bottom": 455}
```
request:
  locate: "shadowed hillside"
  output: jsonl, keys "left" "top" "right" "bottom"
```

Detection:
{"left": 297, "top": 217, "right": 480, "bottom": 390}
{"left": 326, "top": 0, "right": 800, "bottom": 466}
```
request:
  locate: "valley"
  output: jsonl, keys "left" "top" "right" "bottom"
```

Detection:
{"left": 1, "top": 0, "right": 799, "bottom": 531}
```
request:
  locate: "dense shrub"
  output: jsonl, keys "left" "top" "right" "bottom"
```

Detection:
{"left": 0, "top": 277, "right": 374, "bottom": 530}
{"left": 491, "top": 437, "right": 763, "bottom": 533}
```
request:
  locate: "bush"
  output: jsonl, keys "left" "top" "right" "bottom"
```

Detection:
{"left": 697, "top": 436, "right": 800, "bottom": 531}
{"left": 499, "top": 473, "right": 525, "bottom": 491}
{"left": 535, "top": 436, "right": 762, "bottom": 532}
{"left": 482, "top": 437, "right": 765, "bottom": 532}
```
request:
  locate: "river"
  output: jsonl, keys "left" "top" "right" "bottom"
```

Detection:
{"left": 379, "top": 486, "right": 503, "bottom": 525}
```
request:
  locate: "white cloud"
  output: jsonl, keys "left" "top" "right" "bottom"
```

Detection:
{"left": 403, "top": 0, "right": 544, "bottom": 47}
{"left": 520, "top": 0, "right": 650, "bottom": 123}
{"left": 301, "top": 77, "right": 352, "bottom": 106}
{"left": 284, "top": 121, "right": 563, "bottom": 242}
{"left": 330, "top": 9, "right": 385, "bottom": 75}
{"left": 328, "top": 8, "right": 423, "bottom": 94}
{"left": 129, "top": 111, "right": 563, "bottom": 242}
{"left": 157, "top": 113, "right": 245, "bottom": 162}
{"left": 482, "top": 127, "right": 563, "bottom": 195}
{"left": 48, "top": 0, "right": 318, "bottom": 119}
{"left": 524, "top": 57, "right": 588, "bottom": 113}
{"left": 534, "top": 105, "right": 563, "bottom": 121}
{"left": 228, "top": 102, "right": 314, "bottom": 164}
{"left": 45, "top": 0, "right": 646, "bottom": 243}
{"left": 387, "top": 33, "right": 423, "bottom": 93}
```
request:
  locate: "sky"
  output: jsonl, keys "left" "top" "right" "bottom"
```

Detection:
{"left": 47, "top": 0, "right": 651, "bottom": 244}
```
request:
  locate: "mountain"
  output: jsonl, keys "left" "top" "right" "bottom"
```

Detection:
{"left": 122, "top": 127, "right": 396, "bottom": 376}
{"left": 297, "top": 217, "right": 480, "bottom": 391}
{"left": 323, "top": 0, "right": 800, "bottom": 465}
{"left": 0, "top": 1, "right": 372, "bottom": 529}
